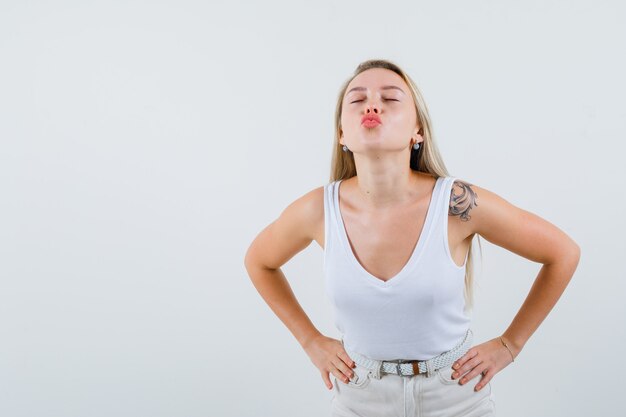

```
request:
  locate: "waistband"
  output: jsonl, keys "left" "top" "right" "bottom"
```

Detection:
{"left": 341, "top": 328, "right": 473, "bottom": 379}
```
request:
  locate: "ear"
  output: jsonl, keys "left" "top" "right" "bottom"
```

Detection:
{"left": 413, "top": 133, "right": 424, "bottom": 144}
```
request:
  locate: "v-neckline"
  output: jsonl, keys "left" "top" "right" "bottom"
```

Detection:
{"left": 333, "top": 176, "right": 444, "bottom": 287}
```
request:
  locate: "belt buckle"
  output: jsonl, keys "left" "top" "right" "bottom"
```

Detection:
{"left": 395, "top": 360, "right": 403, "bottom": 376}
{"left": 396, "top": 359, "right": 424, "bottom": 377}
{"left": 396, "top": 359, "right": 419, "bottom": 377}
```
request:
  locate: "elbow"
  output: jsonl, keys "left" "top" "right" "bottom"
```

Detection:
{"left": 243, "top": 245, "right": 255, "bottom": 272}
{"left": 545, "top": 241, "right": 580, "bottom": 269}
{"left": 563, "top": 234, "right": 581, "bottom": 264}
{"left": 569, "top": 240, "right": 581, "bottom": 263}
{"left": 573, "top": 243, "right": 581, "bottom": 267}
{"left": 563, "top": 242, "right": 581, "bottom": 272}
{"left": 243, "top": 245, "right": 270, "bottom": 274}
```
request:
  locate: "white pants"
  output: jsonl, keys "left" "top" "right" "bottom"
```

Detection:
{"left": 330, "top": 350, "right": 496, "bottom": 416}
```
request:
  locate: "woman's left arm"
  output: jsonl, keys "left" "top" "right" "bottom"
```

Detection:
{"left": 449, "top": 180, "right": 581, "bottom": 391}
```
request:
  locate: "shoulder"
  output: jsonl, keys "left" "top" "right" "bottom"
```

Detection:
{"left": 244, "top": 184, "right": 326, "bottom": 270}
{"left": 277, "top": 184, "right": 326, "bottom": 241}
{"left": 447, "top": 178, "right": 480, "bottom": 222}
{"left": 446, "top": 177, "right": 525, "bottom": 240}
{"left": 283, "top": 184, "right": 325, "bottom": 220}
{"left": 446, "top": 177, "right": 581, "bottom": 264}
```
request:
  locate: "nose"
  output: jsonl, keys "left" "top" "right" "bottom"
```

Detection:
{"left": 365, "top": 103, "right": 380, "bottom": 114}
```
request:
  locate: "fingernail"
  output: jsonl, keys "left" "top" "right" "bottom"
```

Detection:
{"left": 453, "top": 363, "right": 458, "bottom": 369}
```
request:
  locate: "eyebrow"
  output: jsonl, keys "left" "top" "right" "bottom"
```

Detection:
{"left": 346, "top": 85, "right": 406, "bottom": 95}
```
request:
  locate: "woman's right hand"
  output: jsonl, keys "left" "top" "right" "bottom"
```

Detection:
{"left": 303, "top": 334, "right": 357, "bottom": 390}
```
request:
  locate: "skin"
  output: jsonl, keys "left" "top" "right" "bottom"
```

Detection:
{"left": 244, "top": 68, "right": 581, "bottom": 393}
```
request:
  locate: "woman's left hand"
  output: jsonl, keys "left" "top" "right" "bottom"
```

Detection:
{"left": 450, "top": 336, "right": 517, "bottom": 392}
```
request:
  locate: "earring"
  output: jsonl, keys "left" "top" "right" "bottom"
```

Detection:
{"left": 413, "top": 142, "right": 420, "bottom": 150}
{"left": 343, "top": 145, "right": 349, "bottom": 152}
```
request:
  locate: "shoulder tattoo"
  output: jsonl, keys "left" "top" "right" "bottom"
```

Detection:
{"left": 449, "top": 179, "right": 478, "bottom": 222}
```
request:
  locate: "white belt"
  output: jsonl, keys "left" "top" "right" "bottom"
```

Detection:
{"left": 341, "top": 328, "right": 473, "bottom": 379}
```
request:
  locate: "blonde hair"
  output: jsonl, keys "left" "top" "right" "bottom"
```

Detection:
{"left": 329, "top": 58, "right": 481, "bottom": 312}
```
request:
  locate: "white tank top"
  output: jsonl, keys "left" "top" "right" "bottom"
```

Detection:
{"left": 323, "top": 176, "right": 471, "bottom": 360}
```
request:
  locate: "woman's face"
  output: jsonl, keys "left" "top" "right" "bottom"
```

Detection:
{"left": 340, "top": 68, "right": 420, "bottom": 154}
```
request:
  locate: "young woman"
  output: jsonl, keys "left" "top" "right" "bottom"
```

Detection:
{"left": 244, "top": 59, "right": 580, "bottom": 416}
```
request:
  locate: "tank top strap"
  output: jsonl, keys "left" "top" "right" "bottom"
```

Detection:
{"left": 429, "top": 176, "right": 453, "bottom": 226}
{"left": 440, "top": 176, "right": 458, "bottom": 216}
{"left": 323, "top": 181, "right": 340, "bottom": 271}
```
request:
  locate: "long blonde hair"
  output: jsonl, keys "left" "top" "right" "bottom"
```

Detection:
{"left": 329, "top": 58, "right": 481, "bottom": 312}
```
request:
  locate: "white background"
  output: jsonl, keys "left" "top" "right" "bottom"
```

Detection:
{"left": 1, "top": 1, "right": 624, "bottom": 416}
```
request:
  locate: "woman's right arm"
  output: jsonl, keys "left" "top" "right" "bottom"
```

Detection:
{"left": 243, "top": 186, "right": 356, "bottom": 389}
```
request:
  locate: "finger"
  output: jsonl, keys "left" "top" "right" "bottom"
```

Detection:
{"left": 452, "top": 355, "right": 467, "bottom": 371}
{"left": 456, "top": 347, "right": 478, "bottom": 368}
{"left": 337, "top": 350, "right": 356, "bottom": 369}
{"left": 335, "top": 351, "right": 356, "bottom": 376}
{"left": 452, "top": 356, "right": 481, "bottom": 380}
{"left": 458, "top": 363, "right": 487, "bottom": 386}
{"left": 452, "top": 349, "right": 478, "bottom": 375}
{"left": 322, "top": 370, "right": 333, "bottom": 390}
{"left": 474, "top": 368, "right": 493, "bottom": 392}
{"left": 332, "top": 358, "right": 354, "bottom": 382}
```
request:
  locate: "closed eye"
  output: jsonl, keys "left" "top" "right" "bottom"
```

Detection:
{"left": 350, "top": 99, "right": 399, "bottom": 104}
